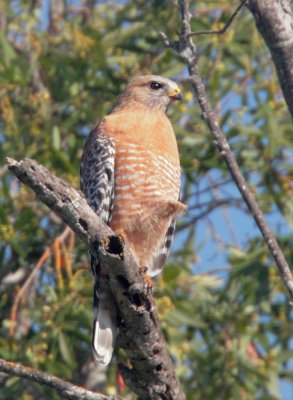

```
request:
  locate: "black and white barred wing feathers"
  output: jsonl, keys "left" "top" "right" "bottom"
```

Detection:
{"left": 80, "top": 126, "right": 115, "bottom": 223}
{"left": 80, "top": 125, "right": 117, "bottom": 366}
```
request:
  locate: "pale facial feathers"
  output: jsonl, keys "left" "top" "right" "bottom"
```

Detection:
{"left": 114, "top": 75, "right": 182, "bottom": 112}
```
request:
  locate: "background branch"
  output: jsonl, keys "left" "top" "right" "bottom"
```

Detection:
{"left": 8, "top": 226, "right": 72, "bottom": 337}
{"left": 0, "top": 358, "right": 113, "bottom": 400}
{"left": 160, "top": 0, "right": 293, "bottom": 301}
{"left": 6, "top": 157, "right": 186, "bottom": 400}
{"left": 189, "top": 0, "right": 247, "bottom": 36}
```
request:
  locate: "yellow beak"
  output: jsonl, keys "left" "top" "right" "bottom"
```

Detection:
{"left": 168, "top": 87, "right": 183, "bottom": 101}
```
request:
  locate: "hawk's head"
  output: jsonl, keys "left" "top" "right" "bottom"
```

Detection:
{"left": 118, "top": 75, "right": 183, "bottom": 112}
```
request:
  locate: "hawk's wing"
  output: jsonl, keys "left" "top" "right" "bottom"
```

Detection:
{"left": 80, "top": 125, "right": 117, "bottom": 366}
{"left": 80, "top": 125, "right": 115, "bottom": 223}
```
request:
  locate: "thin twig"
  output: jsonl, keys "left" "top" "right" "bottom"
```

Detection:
{"left": 0, "top": 358, "right": 114, "bottom": 400}
{"left": 9, "top": 226, "right": 72, "bottom": 336}
{"left": 0, "top": 164, "right": 8, "bottom": 179}
{"left": 9, "top": 248, "right": 50, "bottom": 336}
{"left": 177, "top": 198, "right": 243, "bottom": 232}
{"left": 53, "top": 237, "right": 64, "bottom": 289}
{"left": 189, "top": 0, "right": 248, "bottom": 37}
{"left": 206, "top": 172, "right": 240, "bottom": 247}
{"left": 160, "top": 0, "right": 293, "bottom": 301}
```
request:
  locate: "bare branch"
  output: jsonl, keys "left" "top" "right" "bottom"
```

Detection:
{"left": 160, "top": 0, "right": 293, "bottom": 301}
{"left": 49, "top": 0, "right": 65, "bottom": 34}
{"left": 0, "top": 10, "right": 7, "bottom": 33}
{"left": 189, "top": 0, "right": 247, "bottom": 37}
{"left": 0, "top": 358, "right": 114, "bottom": 400}
{"left": 177, "top": 198, "right": 243, "bottom": 232}
{"left": 246, "top": 0, "right": 293, "bottom": 120}
{"left": 6, "top": 157, "right": 186, "bottom": 400}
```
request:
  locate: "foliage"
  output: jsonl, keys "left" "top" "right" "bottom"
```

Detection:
{"left": 0, "top": 1, "right": 292, "bottom": 399}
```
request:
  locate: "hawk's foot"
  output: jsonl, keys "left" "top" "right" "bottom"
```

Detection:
{"left": 140, "top": 265, "right": 153, "bottom": 289}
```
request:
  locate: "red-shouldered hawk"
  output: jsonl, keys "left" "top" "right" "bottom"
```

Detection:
{"left": 80, "top": 75, "right": 186, "bottom": 365}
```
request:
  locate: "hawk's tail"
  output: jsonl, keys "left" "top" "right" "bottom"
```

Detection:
{"left": 91, "top": 257, "right": 117, "bottom": 366}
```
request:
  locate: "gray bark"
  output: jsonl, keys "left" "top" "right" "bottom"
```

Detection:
{"left": 0, "top": 358, "right": 112, "bottom": 400}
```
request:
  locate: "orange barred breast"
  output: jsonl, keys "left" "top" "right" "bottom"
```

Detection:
{"left": 102, "top": 107, "right": 181, "bottom": 234}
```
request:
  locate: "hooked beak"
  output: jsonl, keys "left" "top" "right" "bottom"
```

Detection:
{"left": 168, "top": 87, "right": 183, "bottom": 101}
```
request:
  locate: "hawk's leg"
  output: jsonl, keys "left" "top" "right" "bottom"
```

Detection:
{"left": 139, "top": 265, "right": 153, "bottom": 289}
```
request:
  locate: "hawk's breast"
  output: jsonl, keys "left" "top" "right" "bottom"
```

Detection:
{"left": 102, "top": 108, "right": 181, "bottom": 232}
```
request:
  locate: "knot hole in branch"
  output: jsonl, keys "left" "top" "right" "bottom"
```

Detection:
{"left": 102, "top": 234, "right": 125, "bottom": 258}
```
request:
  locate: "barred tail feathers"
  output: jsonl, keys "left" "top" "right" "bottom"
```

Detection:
{"left": 150, "top": 218, "right": 176, "bottom": 277}
{"left": 149, "top": 200, "right": 186, "bottom": 277}
{"left": 91, "top": 258, "right": 117, "bottom": 366}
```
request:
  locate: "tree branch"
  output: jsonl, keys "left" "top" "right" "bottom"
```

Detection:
{"left": 160, "top": 0, "right": 293, "bottom": 301}
{"left": 6, "top": 157, "right": 186, "bottom": 400}
{"left": 246, "top": 0, "right": 293, "bottom": 120}
{"left": 49, "top": 0, "right": 65, "bottom": 34}
{"left": 0, "top": 358, "right": 113, "bottom": 400}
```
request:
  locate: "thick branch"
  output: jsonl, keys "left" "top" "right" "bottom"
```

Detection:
{"left": 6, "top": 157, "right": 186, "bottom": 400}
{"left": 246, "top": 0, "right": 293, "bottom": 119}
{"left": 160, "top": 0, "right": 293, "bottom": 301}
{"left": 0, "top": 358, "right": 112, "bottom": 400}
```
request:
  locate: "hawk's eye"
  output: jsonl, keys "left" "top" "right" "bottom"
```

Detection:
{"left": 150, "top": 81, "right": 163, "bottom": 90}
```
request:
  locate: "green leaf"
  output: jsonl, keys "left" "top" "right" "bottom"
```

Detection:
{"left": 163, "top": 265, "right": 181, "bottom": 282}
{"left": 0, "top": 33, "right": 17, "bottom": 66}
{"left": 52, "top": 126, "right": 61, "bottom": 151}
{"left": 58, "top": 331, "right": 74, "bottom": 365}
{"left": 15, "top": 208, "right": 35, "bottom": 229}
{"left": 166, "top": 309, "right": 206, "bottom": 329}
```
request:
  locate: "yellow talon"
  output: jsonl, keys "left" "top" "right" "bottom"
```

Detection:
{"left": 144, "top": 274, "right": 153, "bottom": 289}
{"left": 140, "top": 266, "right": 153, "bottom": 289}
